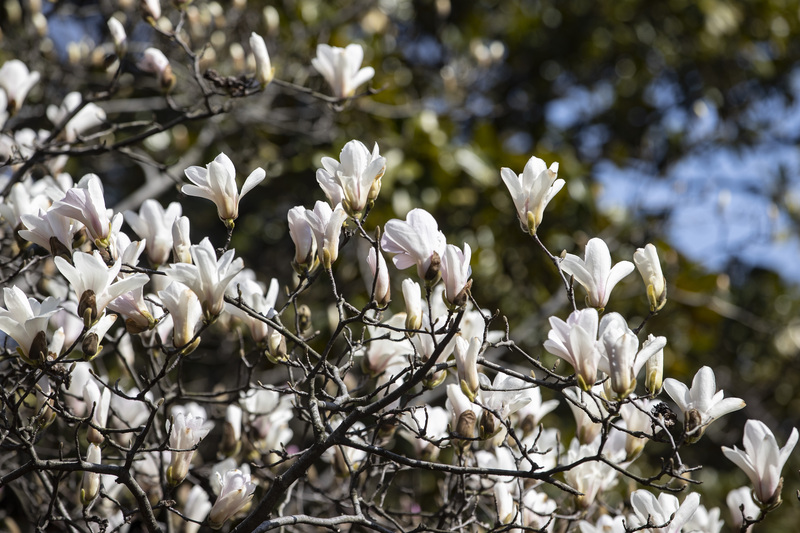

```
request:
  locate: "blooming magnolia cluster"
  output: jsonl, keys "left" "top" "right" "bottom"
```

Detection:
{"left": 0, "top": 16, "right": 796, "bottom": 533}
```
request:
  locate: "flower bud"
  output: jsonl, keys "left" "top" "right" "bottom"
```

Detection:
{"left": 141, "top": 0, "right": 161, "bottom": 25}
{"left": 249, "top": 32, "right": 274, "bottom": 88}
{"left": 138, "top": 48, "right": 175, "bottom": 93}
{"left": 454, "top": 336, "right": 480, "bottom": 401}
{"left": 107, "top": 17, "right": 127, "bottom": 56}
{"left": 402, "top": 279, "right": 422, "bottom": 333}
{"left": 634, "top": 243, "right": 667, "bottom": 312}
{"left": 645, "top": 337, "right": 664, "bottom": 395}
{"left": 81, "top": 443, "right": 101, "bottom": 505}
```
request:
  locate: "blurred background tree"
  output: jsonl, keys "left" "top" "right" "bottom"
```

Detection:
{"left": 2, "top": 0, "right": 799, "bottom": 528}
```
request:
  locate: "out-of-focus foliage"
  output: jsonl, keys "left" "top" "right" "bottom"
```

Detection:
{"left": 2, "top": 0, "right": 800, "bottom": 529}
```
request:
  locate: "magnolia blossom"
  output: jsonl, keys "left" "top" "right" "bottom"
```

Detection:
{"left": 382, "top": 208, "right": 447, "bottom": 285}
{"left": 634, "top": 243, "right": 667, "bottom": 311}
{"left": 107, "top": 18, "right": 127, "bottom": 55}
{"left": 46, "top": 92, "right": 107, "bottom": 142}
{"left": 683, "top": 504, "right": 724, "bottom": 533}
{"left": 51, "top": 175, "right": 120, "bottom": 248}
{"left": 54, "top": 250, "right": 149, "bottom": 324}
{"left": 0, "top": 286, "right": 60, "bottom": 364}
{"left": 158, "top": 281, "right": 203, "bottom": 351}
{"left": 559, "top": 237, "right": 634, "bottom": 309}
{"left": 184, "top": 485, "right": 212, "bottom": 533}
{"left": 0, "top": 59, "right": 40, "bottom": 113}
{"left": 250, "top": 32, "right": 274, "bottom": 87}
{"left": 578, "top": 514, "right": 628, "bottom": 533}
{"left": 84, "top": 381, "right": 111, "bottom": 444}
{"left": 500, "top": 155, "right": 564, "bottom": 234}
{"left": 478, "top": 374, "right": 531, "bottom": 445}
{"left": 454, "top": 336, "right": 481, "bottom": 400}
{"left": 619, "top": 397, "right": 658, "bottom": 459}
{"left": 316, "top": 140, "right": 386, "bottom": 217}
{"left": 400, "top": 406, "right": 449, "bottom": 460}
{"left": 138, "top": 47, "right": 175, "bottom": 92}
{"left": 124, "top": 199, "right": 182, "bottom": 266}
{"left": 366, "top": 247, "right": 391, "bottom": 306}
{"left": 663, "top": 366, "right": 745, "bottom": 443}
{"left": 446, "top": 383, "right": 480, "bottom": 439}
{"left": 311, "top": 43, "right": 375, "bottom": 99}
{"left": 543, "top": 308, "right": 601, "bottom": 390}
{"left": 172, "top": 216, "right": 192, "bottom": 263}
{"left": 564, "top": 386, "right": 607, "bottom": 445}
{"left": 630, "top": 490, "right": 700, "bottom": 533}
{"left": 227, "top": 278, "right": 281, "bottom": 354}
{"left": 495, "top": 482, "right": 516, "bottom": 525}
{"left": 0, "top": 181, "right": 51, "bottom": 230}
{"left": 564, "top": 437, "right": 619, "bottom": 509}
{"left": 81, "top": 443, "right": 102, "bottom": 505}
{"left": 182, "top": 152, "right": 266, "bottom": 228}
{"left": 167, "top": 411, "right": 213, "bottom": 485}
{"left": 727, "top": 487, "right": 759, "bottom": 530}
{"left": 208, "top": 468, "right": 257, "bottom": 529}
{"left": 597, "top": 313, "right": 666, "bottom": 399}
{"left": 287, "top": 206, "right": 317, "bottom": 275}
{"left": 441, "top": 243, "right": 472, "bottom": 308}
{"left": 722, "top": 419, "right": 798, "bottom": 507}
{"left": 305, "top": 201, "right": 347, "bottom": 269}
{"left": 19, "top": 208, "right": 80, "bottom": 256}
{"left": 142, "top": 0, "right": 161, "bottom": 23}
{"left": 165, "top": 237, "right": 244, "bottom": 319}
{"left": 402, "top": 279, "right": 422, "bottom": 331}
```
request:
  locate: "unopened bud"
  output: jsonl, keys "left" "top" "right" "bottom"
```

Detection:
{"left": 424, "top": 251, "right": 441, "bottom": 285}
{"left": 297, "top": 305, "right": 311, "bottom": 333}
{"left": 79, "top": 290, "right": 98, "bottom": 325}
{"left": 455, "top": 409, "right": 476, "bottom": 439}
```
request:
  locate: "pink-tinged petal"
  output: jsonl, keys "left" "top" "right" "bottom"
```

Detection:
{"left": 240, "top": 167, "right": 266, "bottom": 198}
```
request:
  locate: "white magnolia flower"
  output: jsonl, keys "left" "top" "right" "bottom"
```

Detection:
{"left": 634, "top": 243, "right": 667, "bottom": 311}
{"left": 441, "top": 243, "right": 472, "bottom": 309}
{"left": 51, "top": 174, "right": 119, "bottom": 248}
{"left": 54, "top": 250, "right": 149, "bottom": 324}
{"left": 208, "top": 468, "right": 257, "bottom": 529}
{"left": 287, "top": 205, "right": 317, "bottom": 275}
{"left": 250, "top": 32, "right": 274, "bottom": 87}
{"left": 619, "top": 397, "right": 658, "bottom": 459}
{"left": 454, "top": 336, "right": 481, "bottom": 401}
{"left": 564, "top": 437, "right": 619, "bottom": 509}
{"left": 399, "top": 406, "right": 450, "bottom": 460}
{"left": 578, "top": 514, "right": 628, "bottom": 533}
{"left": 0, "top": 286, "right": 60, "bottom": 364}
{"left": 402, "top": 279, "right": 422, "bottom": 331}
{"left": 564, "top": 386, "right": 607, "bottom": 445}
{"left": 19, "top": 208, "right": 80, "bottom": 256}
{"left": 381, "top": 208, "right": 447, "bottom": 285}
{"left": 81, "top": 443, "right": 102, "bottom": 505}
{"left": 722, "top": 419, "right": 798, "bottom": 507}
{"left": 182, "top": 152, "right": 266, "bottom": 228}
{"left": 0, "top": 181, "right": 51, "bottom": 230}
{"left": 227, "top": 278, "right": 280, "bottom": 346}
{"left": 366, "top": 247, "right": 391, "bottom": 306}
{"left": 138, "top": 47, "right": 175, "bottom": 92}
{"left": 662, "top": 366, "right": 745, "bottom": 443}
{"left": 311, "top": 43, "right": 375, "bottom": 99}
{"left": 84, "top": 381, "right": 111, "bottom": 444}
{"left": 183, "top": 485, "right": 212, "bottom": 533}
{"left": 683, "top": 504, "right": 724, "bottom": 533}
{"left": 107, "top": 18, "right": 127, "bottom": 55}
{"left": 0, "top": 59, "right": 40, "bottom": 113}
{"left": 316, "top": 140, "right": 386, "bottom": 218}
{"left": 559, "top": 237, "right": 634, "bottom": 309}
{"left": 172, "top": 215, "right": 192, "bottom": 264}
{"left": 478, "top": 374, "right": 531, "bottom": 446}
{"left": 500, "top": 155, "right": 563, "bottom": 234}
{"left": 167, "top": 411, "right": 213, "bottom": 486}
{"left": 726, "top": 487, "right": 759, "bottom": 530}
{"left": 446, "top": 383, "right": 480, "bottom": 439}
{"left": 165, "top": 238, "right": 244, "bottom": 320}
{"left": 543, "top": 308, "right": 601, "bottom": 391}
{"left": 495, "top": 482, "right": 516, "bottom": 525}
{"left": 305, "top": 201, "right": 347, "bottom": 269}
{"left": 46, "top": 92, "right": 107, "bottom": 142}
{"left": 630, "top": 490, "right": 700, "bottom": 533}
{"left": 124, "top": 199, "right": 182, "bottom": 266}
{"left": 597, "top": 313, "right": 666, "bottom": 400}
